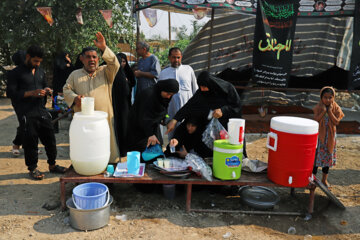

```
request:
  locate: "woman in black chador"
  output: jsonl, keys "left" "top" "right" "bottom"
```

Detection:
{"left": 126, "top": 79, "right": 179, "bottom": 156}
{"left": 52, "top": 51, "right": 73, "bottom": 133}
{"left": 112, "top": 53, "right": 136, "bottom": 157}
{"left": 167, "top": 71, "right": 248, "bottom": 158}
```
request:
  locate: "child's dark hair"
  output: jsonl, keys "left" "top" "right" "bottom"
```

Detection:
{"left": 321, "top": 87, "right": 334, "bottom": 98}
{"left": 26, "top": 45, "right": 44, "bottom": 58}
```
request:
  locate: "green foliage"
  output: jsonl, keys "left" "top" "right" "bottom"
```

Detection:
{"left": 153, "top": 39, "right": 190, "bottom": 67}
{"left": 0, "top": 0, "right": 135, "bottom": 73}
{"left": 154, "top": 20, "right": 204, "bottom": 68}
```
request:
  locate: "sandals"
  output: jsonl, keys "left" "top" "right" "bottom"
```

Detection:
{"left": 29, "top": 169, "right": 44, "bottom": 180}
{"left": 49, "top": 165, "right": 67, "bottom": 174}
{"left": 12, "top": 148, "right": 20, "bottom": 157}
{"left": 322, "top": 181, "right": 332, "bottom": 189}
{"left": 12, "top": 145, "right": 21, "bottom": 157}
{"left": 11, "top": 146, "right": 42, "bottom": 156}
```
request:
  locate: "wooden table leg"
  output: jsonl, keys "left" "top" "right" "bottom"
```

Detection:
{"left": 60, "top": 180, "right": 66, "bottom": 211}
{"left": 186, "top": 184, "right": 192, "bottom": 212}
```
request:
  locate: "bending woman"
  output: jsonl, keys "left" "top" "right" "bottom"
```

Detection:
{"left": 126, "top": 79, "right": 179, "bottom": 157}
{"left": 167, "top": 71, "right": 248, "bottom": 158}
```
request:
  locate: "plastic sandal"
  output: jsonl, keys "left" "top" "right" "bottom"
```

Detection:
{"left": 49, "top": 165, "right": 67, "bottom": 174}
{"left": 12, "top": 148, "right": 20, "bottom": 157}
{"left": 29, "top": 169, "right": 44, "bottom": 180}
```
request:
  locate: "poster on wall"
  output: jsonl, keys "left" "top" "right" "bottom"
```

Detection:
{"left": 252, "top": 0, "right": 300, "bottom": 87}
{"left": 349, "top": 0, "right": 360, "bottom": 90}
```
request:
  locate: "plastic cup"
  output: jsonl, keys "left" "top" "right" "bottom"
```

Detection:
{"left": 170, "top": 145, "right": 175, "bottom": 153}
{"left": 163, "top": 159, "right": 170, "bottom": 169}
{"left": 106, "top": 165, "right": 114, "bottom": 175}
{"left": 157, "top": 158, "right": 164, "bottom": 168}
{"left": 81, "top": 97, "right": 95, "bottom": 115}
{"left": 127, "top": 151, "right": 140, "bottom": 175}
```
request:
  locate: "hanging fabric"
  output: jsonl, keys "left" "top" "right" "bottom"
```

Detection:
{"left": 99, "top": 10, "right": 113, "bottom": 28}
{"left": 192, "top": 8, "right": 209, "bottom": 20}
{"left": 142, "top": 8, "right": 157, "bottom": 27}
{"left": 76, "top": 7, "right": 84, "bottom": 25}
{"left": 36, "top": 7, "right": 54, "bottom": 26}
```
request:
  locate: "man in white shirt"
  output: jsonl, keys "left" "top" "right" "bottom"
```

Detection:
{"left": 159, "top": 47, "right": 198, "bottom": 130}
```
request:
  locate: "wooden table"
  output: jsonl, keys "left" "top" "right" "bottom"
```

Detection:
{"left": 60, "top": 166, "right": 315, "bottom": 217}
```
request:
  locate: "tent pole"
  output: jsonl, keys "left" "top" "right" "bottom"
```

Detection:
{"left": 207, "top": 8, "right": 215, "bottom": 71}
{"left": 168, "top": 11, "right": 171, "bottom": 46}
{"left": 136, "top": 11, "right": 140, "bottom": 60}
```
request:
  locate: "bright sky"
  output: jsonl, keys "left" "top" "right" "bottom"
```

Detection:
{"left": 139, "top": 9, "right": 210, "bottom": 40}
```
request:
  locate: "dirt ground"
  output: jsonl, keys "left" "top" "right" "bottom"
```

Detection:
{"left": 0, "top": 97, "right": 360, "bottom": 240}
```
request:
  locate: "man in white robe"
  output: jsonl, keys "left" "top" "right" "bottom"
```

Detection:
{"left": 63, "top": 32, "right": 120, "bottom": 163}
{"left": 158, "top": 47, "right": 198, "bottom": 138}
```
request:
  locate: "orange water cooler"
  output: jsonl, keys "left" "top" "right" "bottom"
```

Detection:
{"left": 266, "top": 116, "right": 319, "bottom": 187}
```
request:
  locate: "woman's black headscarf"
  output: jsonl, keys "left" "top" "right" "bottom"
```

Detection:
{"left": 197, "top": 71, "right": 228, "bottom": 96}
{"left": 155, "top": 79, "right": 179, "bottom": 93}
{"left": 154, "top": 79, "right": 179, "bottom": 106}
{"left": 53, "top": 51, "right": 73, "bottom": 96}
{"left": 11, "top": 50, "right": 26, "bottom": 66}
{"left": 117, "top": 53, "right": 136, "bottom": 88}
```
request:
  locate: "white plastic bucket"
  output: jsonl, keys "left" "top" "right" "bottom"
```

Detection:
{"left": 227, "top": 118, "right": 245, "bottom": 145}
{"left": 81, "top": 97, "right": 94, "bottom": 115}
{"left": 70, "top": 111, "right": 110, "bottom": 175}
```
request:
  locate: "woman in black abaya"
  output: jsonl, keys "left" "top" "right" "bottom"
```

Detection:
{"left": 52, "top": 52, "right": 74, "bottom": 133}
{"left": 126, "top": 79, "right": 179, "bottom": 155}
{"left": 112, "top": 53, "right": 136, "bottom": 157}
{"left": 166, "top": 71, "right": 248, "bottom": 158}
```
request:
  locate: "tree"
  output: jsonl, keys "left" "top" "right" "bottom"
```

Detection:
{"left": 0, "top": 0, "right": 135, "bottom": 73}
{"left": 154, "top": 20, "right": 204, "bottom": 67}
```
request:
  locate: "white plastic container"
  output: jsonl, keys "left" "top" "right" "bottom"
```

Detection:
{"left": 70, "top": 111, "right": 110, "bottom": 175}
{"left": 227, "top": 118, "right": 245, "bottom": 145}
{"left": 81, "top": 97, "right": 95, "bottom": 115}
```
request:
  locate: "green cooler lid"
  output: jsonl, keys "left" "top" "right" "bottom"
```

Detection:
{"left": 214, "top": 139, "right": 243, "bottom": 150}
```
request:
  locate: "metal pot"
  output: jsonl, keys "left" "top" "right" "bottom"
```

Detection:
{"left": 238, "top": 186, "right": 279, "bottom": 210}
{"left": 66, "top": 195, "right": 113, "bottom": 231}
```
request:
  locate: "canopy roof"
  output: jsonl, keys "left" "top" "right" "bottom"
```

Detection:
{"left": 134, "top": 0, "right": 355, "bottom": 17}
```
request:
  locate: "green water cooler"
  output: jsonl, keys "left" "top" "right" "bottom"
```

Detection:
{"left": 213, "top": 139, "right": 243, "bottom": 180}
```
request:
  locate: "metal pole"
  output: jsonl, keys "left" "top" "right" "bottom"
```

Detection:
{"left": 207, "top": 8, "right": 215, "bottom": 71}
{"left": 168, "top": 11, "right": 171, "bottom": 46}
{"left": 136, "top": 11, "right": 140, "bottom": 60}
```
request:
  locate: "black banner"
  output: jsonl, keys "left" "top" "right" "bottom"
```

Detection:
{"left": 252, "top": 0, "right": 300, "bottom": 87}
{"left": 349, "top": 0, "right": 360, "bottom": 90}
